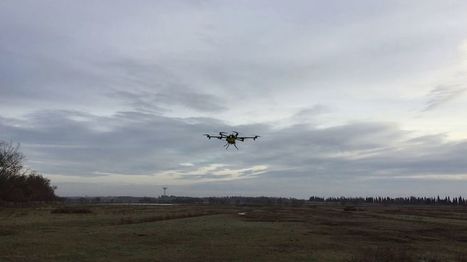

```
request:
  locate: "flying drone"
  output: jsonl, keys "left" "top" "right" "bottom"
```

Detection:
{"left": 204, "top": 131, "right": 260, "bottom": 150}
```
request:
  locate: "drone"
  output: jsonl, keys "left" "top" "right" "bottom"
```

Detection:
{"left": 204, "top": 131, "right": 260, "bottom": 150}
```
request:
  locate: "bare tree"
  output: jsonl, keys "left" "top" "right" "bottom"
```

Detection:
{"left": 0, "top": 141, "right": 57, "bottom": 202}
{"left": 0, "top": 141, "right": 24, "bottom": 177}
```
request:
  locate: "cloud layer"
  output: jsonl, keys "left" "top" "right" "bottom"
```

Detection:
{"left": 2, "top": 109, "right": 467, "bottom": 197}
{"left": 1, "top": 0, "right": 467, "bottom": 197}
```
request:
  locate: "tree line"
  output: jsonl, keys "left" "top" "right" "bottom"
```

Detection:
{"left": 68, "top": 195, "right": 467, "bottom": 206}
{"left": 155, "top": 195, "right": 467, "bottom": 206}
{"left": 309, "top": 196, "right": 467, "bottom": 206}
{"left": 0, "top": 141, "right": 57, "bottom": 203}
{"left": 67, "top": 195, "right": 307, "bottom": 206}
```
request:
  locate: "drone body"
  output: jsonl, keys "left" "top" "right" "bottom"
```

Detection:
{"left": 204, "top": 131, "right": 259, "bottom": 150}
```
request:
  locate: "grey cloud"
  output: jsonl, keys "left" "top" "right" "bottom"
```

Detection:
{"left": 111, "top": 91, "right": 166, "bottom": 114}
{"left": 293, "top": 105, "right": 330, "bottom": 118}
{"left": 234, "top": 122, "right": 467, "bottom": 181}
{"left": 2, "top": 0, "right": 467, "bottom": 117}
{"left": 0, "top": 110, "right": 233, "bottom": 177}
{"left": 113, "top": 89, "right": 226, "bottom": 113}
{"left": 103, "top": 58, "right": 227, "bottom": 112}
{"left": 2, "top": 109, "right": 467, "bottom": 196}
{"left": 423, "top": 85, "right": 466, "bottom": 111}
{"left": 156, "top": 89, "right": 227, "bottom": 112}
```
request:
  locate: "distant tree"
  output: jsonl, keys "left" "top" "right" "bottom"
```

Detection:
{"left": 0, "top": 141, "right": 57, "bottom": 202}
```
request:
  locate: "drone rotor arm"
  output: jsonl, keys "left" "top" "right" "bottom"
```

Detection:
{"left": 205, "top": 134, "right": 224, "bottom": 140}
{"left": 237, "top": 136, "right": 260, "bottom": 140}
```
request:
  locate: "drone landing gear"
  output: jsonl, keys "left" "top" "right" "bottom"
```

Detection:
{"left": 224, "top": 143, "right": 239, "bottom": 150}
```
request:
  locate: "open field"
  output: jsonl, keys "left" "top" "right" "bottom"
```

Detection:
{"left": 1, "top": 204, "right": 467, "bottom": 261}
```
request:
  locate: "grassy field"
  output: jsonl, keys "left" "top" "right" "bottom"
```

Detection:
{"left": 1, "top": 204, "right": 467, "bottom": 261}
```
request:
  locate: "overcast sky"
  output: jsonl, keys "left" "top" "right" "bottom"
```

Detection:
{"left": 1, "top": 0, "right": 467, "bottom": 198}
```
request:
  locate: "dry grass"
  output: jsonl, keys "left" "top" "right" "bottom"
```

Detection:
{"left": 1, "top": 204, "right": 467, "bottom": 261}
